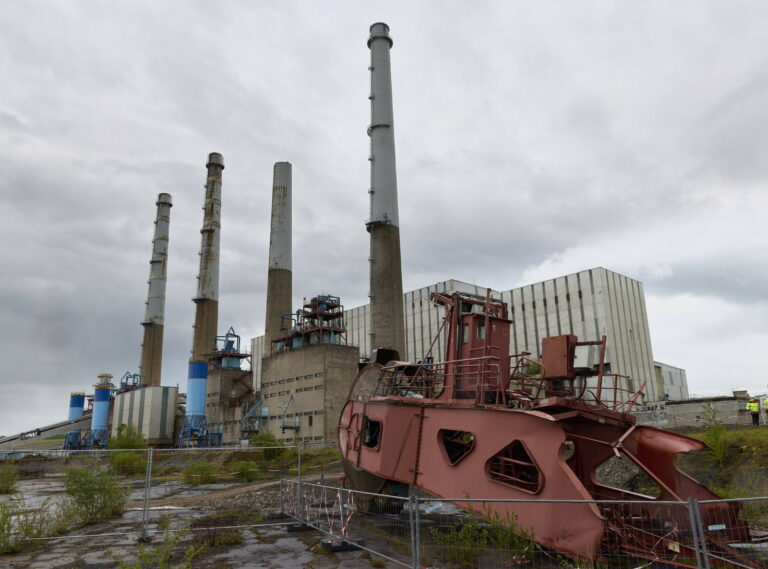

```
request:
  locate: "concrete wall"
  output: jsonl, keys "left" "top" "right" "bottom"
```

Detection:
{"left": 259, "top": 343, "right": 359, "bottom": 443}
{"left": 636, "top": 394, "right": 754, "bottom": 428}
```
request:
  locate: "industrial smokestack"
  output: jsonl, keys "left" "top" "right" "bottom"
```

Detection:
{"left": 139, "top": 192, "right": 172, "bottom": 387}
{"left": 183, "top": 153, "right": 223, "bottom": 442}
{"left": 192, "top": 153, "right": 224, "bottom": 358}
{"left": 264, "top": 162, "right": 292, "bottom": 353}
{"left": 366, "top": 22, "right": 405, "bottom": 357}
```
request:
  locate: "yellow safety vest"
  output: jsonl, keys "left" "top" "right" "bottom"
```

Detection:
{"left": 746, "top": 401, "right": 759, "bottom": 412}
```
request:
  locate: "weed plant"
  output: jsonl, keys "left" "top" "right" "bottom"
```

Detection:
{"left": 427, "top": 505, "right": 535, "bottom": 568}
{"left": 64, "top": 465, "right": 127, "bottom": 523}
{"left": 0, "top": 498, "right": 55, "bottom": 553}
{"left": 0, "top": 463, "right": 18, "bottom": 494}
{"left": 113, "top": 527, "right": 205, "bottom": 569}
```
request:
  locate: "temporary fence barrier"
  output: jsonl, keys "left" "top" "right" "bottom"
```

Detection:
{"left": 1, "top": 447, "right": 766, "bottom": 568}
{"left": 281, "top": 480, "right": 768, "bottom": 569}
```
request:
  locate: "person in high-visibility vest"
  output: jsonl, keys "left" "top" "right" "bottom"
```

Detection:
{"left": 746, "top": 398, "right": 760, "bottom": 426}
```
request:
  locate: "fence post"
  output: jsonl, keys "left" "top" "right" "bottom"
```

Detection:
{"left": 280, "top": 479, "right": 285, "bottom": 514}
{"left": 139, "top": 447, "right": 154, "bottom": 542}
{"left": 409, "top": 494, "right": 421, "bottom": 569}
{"left": 687, "top": 497, "right": 711, "bottom": 569}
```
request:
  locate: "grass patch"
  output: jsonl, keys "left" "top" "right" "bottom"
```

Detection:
{"left": 182, "top": 462, "right": 218, "bottom": 485}
{"left": 676, "top": 422, "right": 768, "bottom": 525}
{"left": 231, "top": 460, "right": 263, "bottom": 481}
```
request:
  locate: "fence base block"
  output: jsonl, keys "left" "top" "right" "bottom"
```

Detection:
{"left": 320, "top": 538, "right": 364, "bottom": 552}
{"left": 286, "top": 522, "right": 313, "bottom": 532}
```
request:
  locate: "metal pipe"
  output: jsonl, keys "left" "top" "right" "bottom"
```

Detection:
{"left": 264, "top": 162, "right": 292, "bottom": 352}
{"left": 366, "top": 22, "right": 405, "bottom": 357}
{"left": 139, "top": 193, "right": 172, "bottom": 387}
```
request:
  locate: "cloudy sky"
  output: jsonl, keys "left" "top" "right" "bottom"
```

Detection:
{"left": 1, "top": 1, "right": 767, "bottom": 436}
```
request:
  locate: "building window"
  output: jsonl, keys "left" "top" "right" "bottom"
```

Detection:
{"left": 363, "top": 417, "right": 382, "bottom": 448}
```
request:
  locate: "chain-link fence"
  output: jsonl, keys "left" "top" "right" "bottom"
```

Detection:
{"left": 281, "top": 480, "right": 768, "bottom": 569}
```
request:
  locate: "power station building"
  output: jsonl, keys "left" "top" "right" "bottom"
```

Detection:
{"left": 251, "top": 268, "right": 690, "bottom": 419}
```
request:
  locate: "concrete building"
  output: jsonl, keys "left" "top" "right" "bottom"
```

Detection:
{"left": 257, "top": 296, "right": 359, "bottom": 443}
{"left": 654, "top": 361, "right": 689, "bottom": 401}
{"left": 253, "top": 268, "right": 685, "bottom": 409}
{"left": 111, "top": 386, "right": 178, "bottom": 446}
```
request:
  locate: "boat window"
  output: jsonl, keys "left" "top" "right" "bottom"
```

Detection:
{"left": 486, "top": 440, "right": 542, "bottom": 493}
{"left": 439, "top": 429, "right": 475, "bottom": 465}
{"left": 363, "top": 417, "right": 381, "bottom": 448}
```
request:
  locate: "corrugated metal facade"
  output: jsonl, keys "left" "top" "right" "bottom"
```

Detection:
{"left": 112, "top": 386, "right": 177, "bottom": 444}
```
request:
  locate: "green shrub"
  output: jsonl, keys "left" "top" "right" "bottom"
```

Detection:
{"left": 111, "top": 452, "right": 147, "bottom": 476}
{"left": 0, "top": 463, "right": 18, "bottom": 494}
{"left": 110, "top": 424, "right": 149, "bottom": 450}
{"left": 250, "top": 431, "right": 285, "bottom": 460}
{"left": 182, "top": 462, "right": 217, "bottom": 486}
{"left": 702, "top": 403, "right": 728, "bottom": 466}
{"left": 64, "top": 465, "right": 127, "bottom": 524}
{"left": 232, "top": 461, "right": 261, "bottom": 481}
{"left": 0, "top": 499, "right": 52, "bottom": 553}
{"left": 429, "top": 515, "right": 488, "bottom": 567}
{"left": 108, "top": 424, "right": 149, "bottom": 476}
{"left": 428, "top": 506, "right": 535, "bottom": 568}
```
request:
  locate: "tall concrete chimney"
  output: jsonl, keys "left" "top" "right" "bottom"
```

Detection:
{"left": 139, "top": 192, "right": 172, "bottom": 387}
{"left": 192, "top": 152, "right": 224, "bottom": 359}
{"left": 264, "top": 162, "right": 292, "bottom": 353}
{"left": 183, "top": 153, "right": 224, "bottom": 441}
{"left": 367, "top": 22, "right": 405, "bottom": 357}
